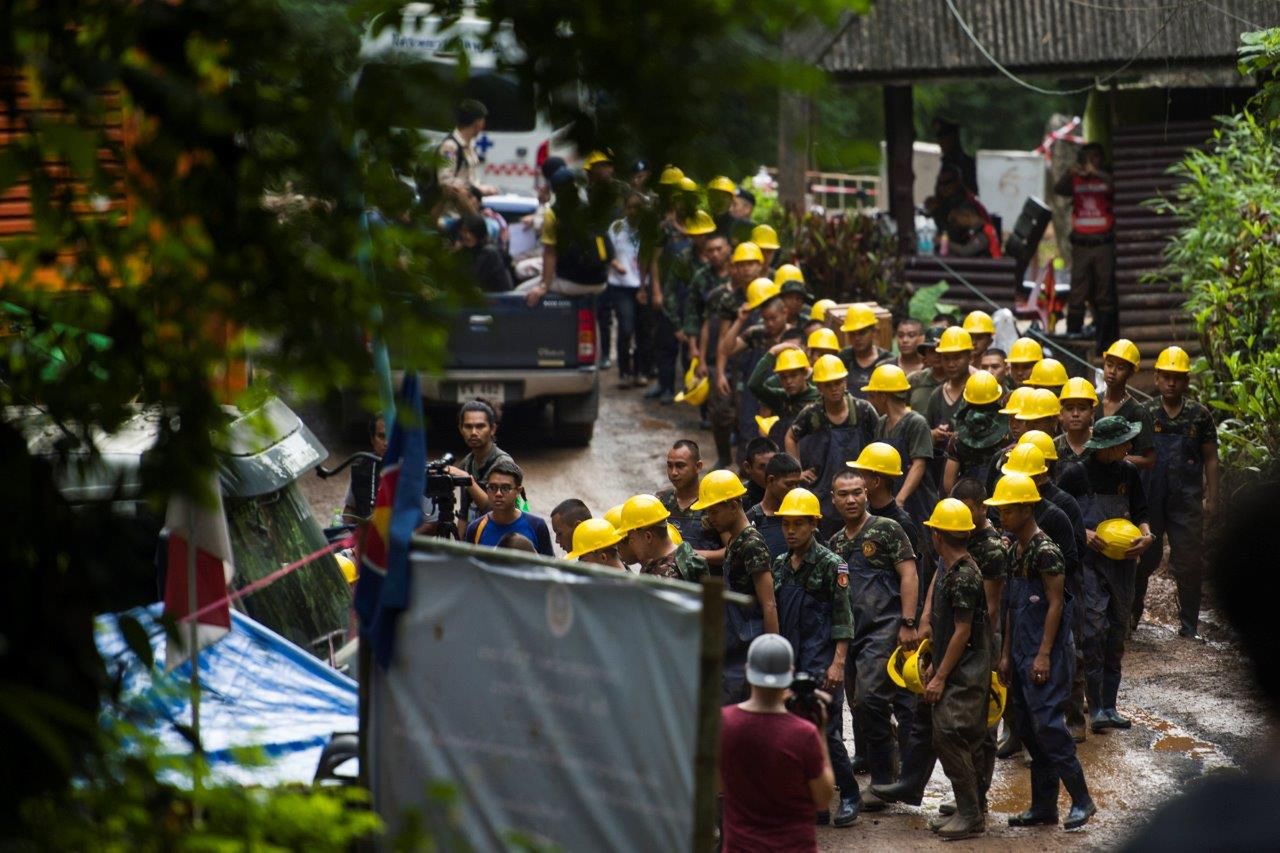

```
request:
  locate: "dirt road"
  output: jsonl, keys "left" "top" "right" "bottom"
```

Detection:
{"left": 298, "top": 379, "right": 1265, "bottom": 850}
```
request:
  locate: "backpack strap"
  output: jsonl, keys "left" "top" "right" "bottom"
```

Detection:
{"left": 470, "top": 514, "right": 491, "bottom": 545}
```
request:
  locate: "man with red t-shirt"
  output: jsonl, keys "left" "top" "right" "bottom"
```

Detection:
{"left": 719, "top": 634, "right": 837, "bottom": 851}
{"left": 1054, "top": 142, "right": 1117, "bottom": 352}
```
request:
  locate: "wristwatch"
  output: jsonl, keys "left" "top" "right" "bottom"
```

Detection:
{"left": 900, "top": 617, "right": 917, "bottom": 629}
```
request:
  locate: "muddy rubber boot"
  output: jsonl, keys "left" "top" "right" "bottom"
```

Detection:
{"left": 937, "top": 787, "right": 985, "bottom": 840}
{"left": 1008, "top": 765, "right": 1059, "bottom": 826}
{"left": 928, "top": 813, "right": 951, "bottom": 833}
{"left": 938, "top": 798, "right": 956, "bottom": 815}
{"left": 1060, "top": 768, "right": 1097, "bottom": 830}
{"left": 869, "top": 729, "right": 935, "bottom": 807}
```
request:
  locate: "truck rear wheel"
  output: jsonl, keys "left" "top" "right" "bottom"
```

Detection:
{"left": 552, "top": 385, "right": 599, "bottom": 447}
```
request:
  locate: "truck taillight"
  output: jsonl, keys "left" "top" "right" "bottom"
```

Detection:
{"left": 577, "top": 308, "right": 596, "bottom": 365}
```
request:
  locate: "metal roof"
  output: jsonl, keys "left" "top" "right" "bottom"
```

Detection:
{"left": 818, "top": 0, "right": 1280, "bottom": 83}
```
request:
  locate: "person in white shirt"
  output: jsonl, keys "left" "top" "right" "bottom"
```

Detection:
{"left": 605, "top": 192, "right": 647, "bottom": 388}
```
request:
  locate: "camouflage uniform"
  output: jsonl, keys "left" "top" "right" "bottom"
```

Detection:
{"left": 930, "top": 553, "right": 992, "bottom": 827}
{"left": 705, "top": 283, "right": 746, "bottom": 462}
{"left": 721, "top": 524, "right": 773, "bottom": 704}
{"left": 641, "top": 541, "right": 709, "bottom": 583}
{"left": 772, "top": 536, "right": 859, "bottom": 801}
{"left": 683, "top": 266, "right": 727, "bottom": 340}
{"left": 838, "top": 346, "right": 895, "bottom": 400}
{"left": 655, "top": 487, "right": 719, "bottom": 551}
{"left": 1053, "top": 433, "right": 1089, "bottom": 469}
{"left": 909, "top": 368, "right": 943, "bottom": 415}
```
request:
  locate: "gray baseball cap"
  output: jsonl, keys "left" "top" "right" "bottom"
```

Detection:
{"left": 746, "top": 634, "right": 795, "bottom": 688}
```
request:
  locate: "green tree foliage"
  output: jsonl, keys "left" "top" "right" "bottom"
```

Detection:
{"left": 1156, "top": 30, "right": 1280, "bottom": 472}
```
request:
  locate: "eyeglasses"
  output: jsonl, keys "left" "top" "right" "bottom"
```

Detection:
{"left": 485, "top": 482, "right": 516, "bottom": 495}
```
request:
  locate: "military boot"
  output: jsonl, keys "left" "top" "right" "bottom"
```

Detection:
{"left": 1060, "top": 767, "right": 1097, "bottom": 830}
{"left": 937, "top": 787, "right": 985, "bottom": 840}
{"left": 1007, "top": 765, "right": 1059, "bottom": 826}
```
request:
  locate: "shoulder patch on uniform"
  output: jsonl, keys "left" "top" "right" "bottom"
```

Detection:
{"left": 862, "top": 540, "right": 877, "bottom": 558}
{"left": 837, "top": 570, "right": 849, "bottom": 587}
{"left": 1153, "top": 420, "right": 1163, "bottom": 433}
{"left": 837, "top": 561, "right": 849, "bottom": 574}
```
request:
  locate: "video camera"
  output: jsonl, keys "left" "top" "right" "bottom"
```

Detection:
{"left": 785, "top": 672, "right": 831, "bottom": 728}
{"left": 425, "top": 452, "right": 472, "bottom": 538}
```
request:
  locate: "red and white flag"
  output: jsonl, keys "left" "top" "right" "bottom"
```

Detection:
{"left": 162, "top": 474, "right": 236, "bottom": 671}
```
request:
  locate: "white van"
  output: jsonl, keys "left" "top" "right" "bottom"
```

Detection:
{"left": 359, "top": 5, "right": 576, "bottom": 198}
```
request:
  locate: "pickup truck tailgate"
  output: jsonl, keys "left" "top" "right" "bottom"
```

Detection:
{"left": 446, "top": 293, "right": 587, "bottom": 370}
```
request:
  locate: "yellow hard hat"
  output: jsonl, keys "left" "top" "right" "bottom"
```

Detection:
{"left": 756, "top": 414, "right": 780, "bottom": 437}
{"left": 1015, "top": 387, "right": 1062, "bottom": 421}
{"left": 987, "top": 671, "right": 1008, "bottom": 728}
{"left": 1026, "top": 358, "right": 1068, "bottom": 388}
{"left": 862, "top": 363, "right": 911, "bottom": 394}
{"left": 998, "top": 385, "right": 1035, "bottom": 416}
{"left": 583, "top": 150, "right": 612, "bottom": 169}
{"left": 962, "top": 310, "right": 995, "bottom": 335}
{"left": 617, "top": 494, "right": 671, "bottom": 533}
{"left": 776, "top": 487, "right": 822, "bottom": 518}
{"left": 935, "top": 326, "right": 974, "bottom": 354}
{"left": 774, "top": 348, "right": 812, "bottom": 373}
{"left": 848, "top": 441, "right": 903, "bottom": 477}
{"left": 336, "top": 553, "right": 358, "bottom": 584}
{"left": 707, "top": 175, "right": 737, "bottom": 194}
{"left": 774, "top": 264, "right": 804, "bottom": 287}
{"left": 1018, "top": 429, "right": 1059, "bottom": 461}
{"left": 730, "top": 241, "right": 764, "bottom": 264}
{"left": 811, "top": 354, "right": 849, "bottom": 384}
{"left": 682, "top": 210, "right": 716, "bottom": 236}
{"left": 887, "top": 644, "right": 912, "bottom": 690}
{"left": 678, "top": 176, "right": 699, "bottom": 193}
{"left": 744, "top": 277, "right": 781, "bottom": 310}
{"left": 1104, "top": 338, "right": 1141, "bottom": 369}
{"left": 683, "top": 357, "right": 700, "bottom": 391}
{"left": 984, "top": 473, "right": 1042, "bottom": 506}
{"left": 841, "top": 303, "right": 877, "bottom": 333}
{"left": 899, "top": 638, "right": 933, "bottom": 695}
{"left": 811, "top": 298, "right": 837, "bottom": 323}
{"left": 751, "top": 224, "right": 781, "bottom": 251}
{"left": 924, "top": 498, "right": 977, "bottom": 532}
{"left": 1154, "top": 345, "right": 1191, "bottom": 373}
{"left": 668, "top": 523, "right": 684, "bottom": 545}
{"left": 1097, "top": 517, "right": 1143, "bottom": 560}
{"left": 1001, "top": 443, "right": 1049, "bottom": 477}
{"left": 658, "top": 166, "right": 685, "bottom": 186}
{"left": 604, "top": 504, "right": 624, "bottom": 530}
{"left": 806, "top": 328, "right": 840, "bottom": 354}
{"left": 963, "top": 370, "right": 1003, "bottom": 406}
{"left": 566, "top": 518, "right": 624, "bottom": 560}
{"left": 1059, "top": 376, "right": 1099, "bottom": 404}
{"left": 691, "top": 469, "right": 748, "bottom": 510}
{"left": 1007, "top": 336, "right": 1045, "bottom": 365}
{"left": 675, "top": 376, "right": 709, "bottom": 406}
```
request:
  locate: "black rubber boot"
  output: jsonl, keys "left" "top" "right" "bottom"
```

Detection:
{"left": 1061, "top": 767, "right": 1097, "bottom": 830}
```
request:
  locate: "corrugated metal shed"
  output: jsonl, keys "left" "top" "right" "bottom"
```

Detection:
{"left": 819, "top": 0, "right": 1280, "bottom": 82}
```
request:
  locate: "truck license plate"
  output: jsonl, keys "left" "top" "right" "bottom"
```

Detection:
{"left": 456, "top": 382, "right": 504, "bottom": 404}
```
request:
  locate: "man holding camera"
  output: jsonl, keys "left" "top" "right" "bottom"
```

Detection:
{"left": 720, "top": 634, "right": 835, "bottom": 852}
{"left": 771, "top": 487, "right": 860, "bottom": 827}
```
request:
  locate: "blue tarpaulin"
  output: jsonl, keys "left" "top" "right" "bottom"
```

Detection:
{"left": 96, "top": 604, "right": 358, "bottom": 785}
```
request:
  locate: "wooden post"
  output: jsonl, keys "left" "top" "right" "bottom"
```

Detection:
{"left": 358, "top": 637, "right": 372, "bottom": 790}
{"left": 883, "top": 84, "right": 916, "bottom": 256}
{"left": 691, "top": 578, "right": 726, "bottom": 853}
{"left": 777, "top": 91, "right": 812, "bottom": 209}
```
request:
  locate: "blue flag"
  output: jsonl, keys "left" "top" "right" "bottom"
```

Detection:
{"left": 354, "top": 371, "right": 426, "bottom": 668}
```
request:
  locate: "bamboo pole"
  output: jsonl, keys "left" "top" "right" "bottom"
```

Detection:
{"left": 691, "top": 577, "right": 726, "bottom": 852}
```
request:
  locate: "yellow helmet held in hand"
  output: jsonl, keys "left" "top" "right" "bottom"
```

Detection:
{"left": 566, "top": 518, "right": 625, "bottom": 560}
{"left": 617, "top": 494, "right": 671, "bottom": 533}
{"left": 774, "top": 348, "right": 811, "bottom": 373}
{"left": 1059, "top": 376, "right": 1099, "bottom": 404}
{"left": 774, "top": 264, "right": 804, "bottom": 287}
{"left": 1001, "top": 443, "right": 1049, "bottom": 477}
{"left": 896, "top": 638, "right": 933, "bottom": 695}
{"left": 862, "top": 363, "right": 911, "bottom": 394}
{"left": 849, "top": 442, "right": 903, "bottom": 477}
{"left": 999, "top": 385, "right": 1034, "bottom": 416}
{"left": 683, "top": 357, "right": 700, "bottom": 390}
{"left": 658, "top": 165, "right": 685, "bottom": 185}
{"left": 1026, "top": 358, "right": 1068, "bottom": 388}
{"left": 1104, "top": 338, "right": 1141, "bottom": 369}
{"left": 675, "top": 376, "right": 709, "bottom": 406}
{"left": 744, "top": 277, "right": 781, "bottom": 310}
{"left": 935, "top": 326, "right": 974, "bottom": 354}
{"left": 811, "top": 299, "right": 837, "bottom": 323}
{"left": 962, "top": 310, "right": 995, "bottom": 335}
{"left": 731, "top": 241, "right": 764, "bottom": 264}
{"left": 924, "top": 498, "right": 977, "bottom": 532}
{"left": 987, "top": 672, "right": 1008, "bottom": 727}
{"left": 707, "top": 175, "right": 737, "bottom": 194}
{"left": 887, "top": 644, "right": 912, "bottom": 690}
{"left": 1015, "top": 387, "right": 1062, "bottom": 421}
{"left": 1018, "top": 429, "right": 1059, "bottom": 461}
{"left": 985, "top": 473, "right": 1042, "bottom": 506}
{"left": 756, "top": 414, "right": 780, "bottom": 437}
{"left": 751, "top": 224, "right": 781, "bottom": 250}
{"left": 841, "top": 303, "right": 877, "bottom": 333}
{"left": 682, "top": 210, "right": 716, "bottom": 236}
{"left": 336, "top": 553, "right": 358, "bottom": 584}
{"left": 812, "top": 354, "right": 849, "bottom": 384}
{"left": 964, "top": 370, "right": 1003, "bottom": 405}
{"left": 1007, "top": 337, "right": 1045, "bottom": 365}
{"left": 776, "top": 488, "right": 822, "bottom": 518}
{"left": 691, "top": 469, "right": 748, "bottom": 510}
{"left": 1097, "top": 517, "right": 1143, "bottom": 560}
{"left": 806, "top": 328, "right": 840, "bottom": 355}
{"left": 1155, "top": 345, "right": 1192, "bottom": 373}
